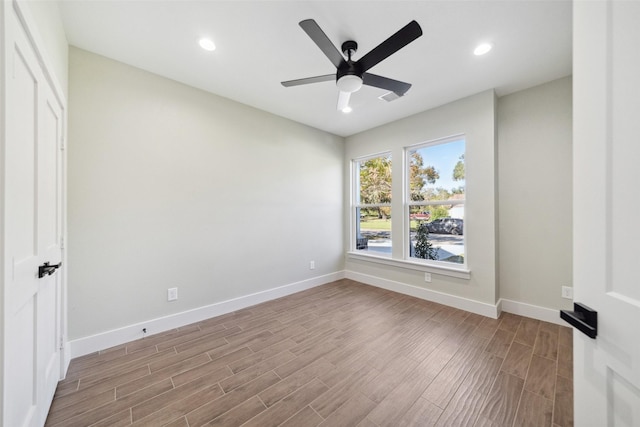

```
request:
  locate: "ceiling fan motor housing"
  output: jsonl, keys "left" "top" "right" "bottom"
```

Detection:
{"left": 341, "top": 40, "right": 358, "bottom": 57}
{"left": 337, "top": 40, "right": 363, "bottom": 92}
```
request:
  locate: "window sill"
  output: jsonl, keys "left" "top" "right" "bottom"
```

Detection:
{"left": 346, "top": 251, "right": 471, "bottom": 280}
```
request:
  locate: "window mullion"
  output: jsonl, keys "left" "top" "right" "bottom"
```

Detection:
{"left": 408, "top": 199, "right": 465, "bottom": 207}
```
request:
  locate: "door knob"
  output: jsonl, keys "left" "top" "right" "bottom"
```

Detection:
{"left": 38, "top": 262, "right": 62, "bottom": 278}
{"left": 560, "top": 302, "right": 597, "bottom": 338}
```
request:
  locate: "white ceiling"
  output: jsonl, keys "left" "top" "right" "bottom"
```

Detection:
{"left": 59, "top": 0, "right": 572, "bottom": 137}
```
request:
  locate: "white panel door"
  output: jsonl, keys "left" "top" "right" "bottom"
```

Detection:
{"left": 36, "top": 77, "right": 64, "bottom": 427}
{"left": 4, "top": 4, "right": 63, "bottom": 427}
{"left": 573, "top": 1, "right": 640, "bottom": 426}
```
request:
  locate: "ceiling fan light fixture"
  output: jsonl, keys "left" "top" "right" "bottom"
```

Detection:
{"left": 336, "top": 75, "right": 363, "bottom": 93}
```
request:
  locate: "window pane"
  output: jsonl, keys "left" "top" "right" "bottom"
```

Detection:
{"left": 356, "top": 208, "right": 392, "bottom": 256}
{"left": 359, "top": 155, "right": 392, "bottom": 204}
{"left": 408, "top": 139, "right": 465, "bottom": 202}
{"left": 409, "top": 205, "right": 464, "bottom": 264}
{"left": 355, "top": 154, "right": 392, "bottom": 255}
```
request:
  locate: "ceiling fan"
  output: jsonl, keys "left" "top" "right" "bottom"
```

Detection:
{"left": 281, "top": 19, "right": 423, "bottom": 111}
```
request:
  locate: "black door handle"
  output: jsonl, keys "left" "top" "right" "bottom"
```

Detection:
{"left": 38, "top": 262, "right": 62, "bottom": 278}
{"left": 560, "top": 302, "right": 597, "bottom": 338}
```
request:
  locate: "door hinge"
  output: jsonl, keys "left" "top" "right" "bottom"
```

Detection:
{"left": 60, "top": 236, "right": 65, "bottom": 249}
{"left": 59, "top": 337, "right": 65, "bottom": 351}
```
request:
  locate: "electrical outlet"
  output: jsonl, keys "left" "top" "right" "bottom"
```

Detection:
{"left": 168, "top": 287, "right": 178, "bottom": 301}
{"left": 310, "top": 261, "right": 315, "bottom": 270}
{"left": 424, "top": 272, "right": 432, "bottom": 283}
{"left": 561, "top": 286, "right": 573, "bottom": 299}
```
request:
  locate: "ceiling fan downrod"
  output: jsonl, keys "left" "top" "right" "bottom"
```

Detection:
{"left": 337, "top": 40, "right": 363, "bottom": 93}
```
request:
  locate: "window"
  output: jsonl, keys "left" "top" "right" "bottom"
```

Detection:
{"left": 353, "top": 154, "right": 392, "bottom": 256}
{"left": 407, "top": 137, "right": 465, "bottom": 265}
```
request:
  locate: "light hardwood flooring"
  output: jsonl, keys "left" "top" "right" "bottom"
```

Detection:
{"left": 46, "top": 279, "right": 573, "bottom": 426}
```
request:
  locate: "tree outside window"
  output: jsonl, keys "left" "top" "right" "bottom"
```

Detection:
{"left": 354, "top": 154, "right": 392, "bottom": 256}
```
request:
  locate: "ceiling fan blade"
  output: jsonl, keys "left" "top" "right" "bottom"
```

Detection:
{"left": 356, "top": 20, "right": 423, "bottom": 73}
{"left": 299, "top": 19, "right": 346, "bottom": 69}
{"left": 281, "top": 74, "right": 335, "bottom": 87}
{"left": 337, "top": 91, "right": 351, "bottom": 111}
{"left": 362, "top": 73, "right": 412, "bottom": 96}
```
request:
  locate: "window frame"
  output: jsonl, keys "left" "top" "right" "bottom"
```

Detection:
{"left": 404, "top": 135, "right": 467, "bottom": 269}
{"left": 351, "top": 152, "right": 392, "bottom": 256}
{"left": 346, "top": 139, "right": 470, "bottom": 280}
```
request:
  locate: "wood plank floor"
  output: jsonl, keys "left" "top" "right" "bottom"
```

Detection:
{"left": 46, "top": 279, "right": 573, "bottom": 427}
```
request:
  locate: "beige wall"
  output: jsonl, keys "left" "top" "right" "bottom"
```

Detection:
{"left": 343, "top": 77, "right": 573, "bottom": 314}
{"left": 67, "top": 48, "right": 344, "bottom": 339}
{"left": 344, "top": 90, "right": 498, "bottom": 306}
{"left": 67, "top": 43, "right": 571, "bottom": 341}
{"left": 497, "top": 76, "right": 573, "bottom": 311}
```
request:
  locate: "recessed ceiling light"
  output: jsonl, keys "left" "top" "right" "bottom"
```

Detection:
{"left": 342, "top": 106, "right": 353, "bottom": 114}
{"left": 199, "top": 38, "right": 216, "bottom": 52}
{"left": 474, "top": 43, "right": 492, "bottom": 56}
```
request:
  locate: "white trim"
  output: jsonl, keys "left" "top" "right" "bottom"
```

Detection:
{"left": 68, "top": 271, "right": 345, "bottom": 358}
{"left": 498, "top": 298, "right": 567, "bottom": 326}
{"left": 352, "top": 150, "right": 393, "bottom": 164}
{"left": 345, "top": 270, "right": 497, "bottom": 318}
{"left": 346, "top": 270, "right": 568, "bottom": 327}
{"left": 13, "top": 0, "right": 66, "bottom": 106}
{"left": 62, "top": 345, "right": 71, "bottom": 377}
{"left": 347, "top": 251, "right": 471, "bottom": 279}
{"left": 403, "top": 135, "right": 468, "bottom": 270}
{"left": 405, "top": 133, "right": 466, "bottom": 151}
{"left": 67, "top": 272, "right": 568, "bottom": 359}
{"left": 407, "top": 200, "right": 465, "bottom": 207}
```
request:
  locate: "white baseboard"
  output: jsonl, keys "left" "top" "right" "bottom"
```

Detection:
{"left": 498, "top": 298, "right": 566, "bottom": 326}
{"left": 62, "top": 345, "right": 71, "bottom": 378}
{"left": 67, "top": 271, "right": 567, "bottom": 360}
{"left": 68, "top": 271, "right": 345, "bottom": 359}
{"left": 345, "top": 270, "right": 500, "bottom": 319}
{"left": 345, "top": 270, "right": 567, "bottom": 327}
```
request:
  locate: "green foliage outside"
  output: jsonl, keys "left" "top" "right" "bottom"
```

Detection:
{"left": 409, "top": 152, "right": 439, "bottom": 201}
{"left": 414, "top": 223, "right": 438, "bottom": 260}
{"left": 360, "top": 218, "right": 391, "bottom": 231}
{"left": 359, "top": 149, "right": 465, "bottom": 227}
{"left": 429, "top": 205, "right": 450, "bottom": 220}
{"left": 453, "top": 154, "right": 465, "bottom": 181}
{"left": 359, "top": 156, "right": 391, "bottom": 219}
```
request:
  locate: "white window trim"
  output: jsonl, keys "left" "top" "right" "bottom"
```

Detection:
{"left": 407, "top": 200, "right": 465, "bottom": 207}
{"left": 404, "top": 135, "right": 468, "bottom": 270}
{"left": 351, "top": 152, "right": 392, "bottom": 254}
{"left": 348, "top": 137, "right": 471, "bottom": 280}
{"left": 346, "top": 251, "right": 471, "bottom": 280}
